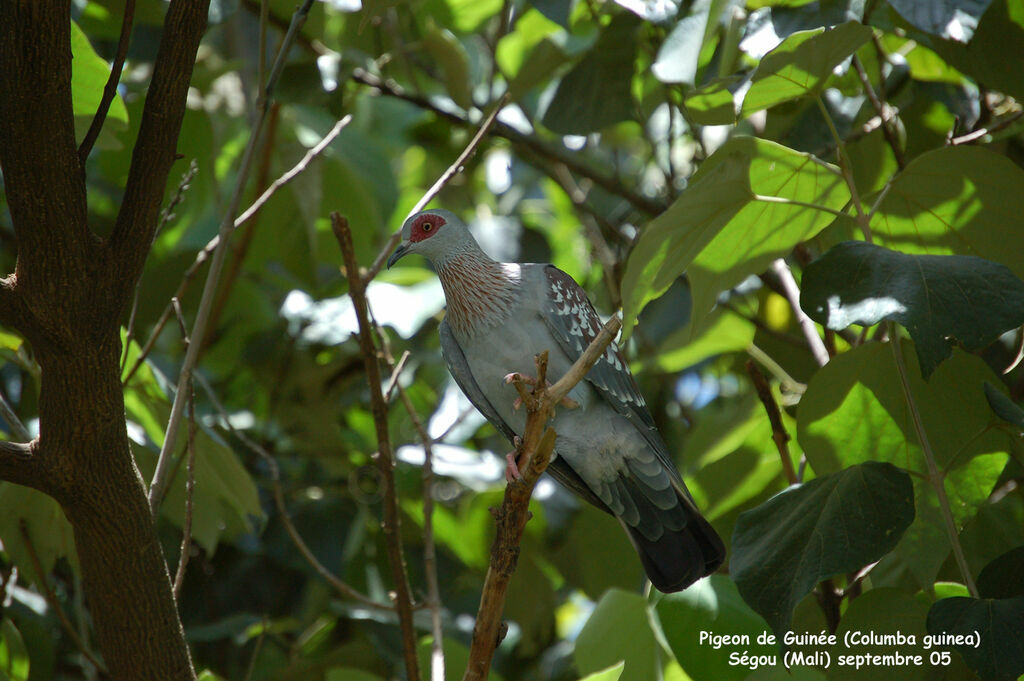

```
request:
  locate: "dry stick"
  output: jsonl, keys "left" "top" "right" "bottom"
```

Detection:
{"left": 769, "top": 259, "right": 830, "bottom": 367}
{"left": 889, "top": 323, "right": 980, "bottom": 598}
{"left": 363, "top": 94, "right": 510, "bottom": 284}
{"left": 950, "top": 109, "right": 1024, "bottom": 145}
{"left": 122, "top": 112, "right": 349, "bottom": 386}
{"left": 121, "top": 160, "right": 199, "bottom": 374}
{"left": 463, "top": 316, "right": 622, "bottom": 681}
{"left": 171, "top": 299, "right": 197, "bottom": 600}
{"left": 78, "top": 0, "right": 136, "bottom": 163}
{"left": 333, "top": 214, "right": 421, "bottom": 681}
{"left": 20, "top": 522, "right": 108, "bottom": 676}
{"left": 745, "top": 360, "right": 797, "bottom": 486}
{"left": 149, "top": 0, "right": 317, "bottom": 516}
{"left": 190, "top": 371, "right": 391, "bottom": 610}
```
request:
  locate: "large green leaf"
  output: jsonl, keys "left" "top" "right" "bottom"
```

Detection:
{"left": 575, "top": 589, "right": 658, "bottom": 681}
{"left": 541, "top": 13, "right": 640, "bottom": 134}
{"left": 731, "top": 462, "right": 914, "bottom": 636}
{"left": 651, "top": 1, "right": 712, "bottom": 85}
{"left": 797, "top": 342, "right": 1015, "bottom": 587}
{"left": 740, "top": 22, "right": 873, "bottom": 115}
{"left": 655, "top": 575, "right": 772, "bottom": 681}
{"left": 828, "top": 588, "right": 931, "bottom": 681}
{"left": 926, "top": 596, "right": 1024, "bottom": 681}
{"left": 683, "top": 76, "right": 739, "bottom": 125}
{"left": 620, "top": 137, "right": 848, "bottom": 340}
{"left": 871, "top": 146, "right": 1024, "bottom": 280}
{"left": 0, "top": 484, "right": 77, "bottom": 585}
{"left": 976, "top": 546, "right": 1024, "bottom": 599}
{"left": 800, "top": 241, "right": 1024, "bottom": 378}
{"left": 889, "top": 0, "right": 993, "bottom": 43}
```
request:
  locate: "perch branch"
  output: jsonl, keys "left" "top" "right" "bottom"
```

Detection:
{"left": 78, "top": 0, "right": 136, "bottom": 162}
{"left": 462, "top": 316, "right": 622, "bottom": 681}
{"left": 333, "top": 214, "right": 421, "bottom": 681}
{"left": 745, "top": 360, "right": 797, "bottom": 485}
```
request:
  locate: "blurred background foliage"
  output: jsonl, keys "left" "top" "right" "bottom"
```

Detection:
{"left": 1, "top": 0, "right": 1024, "bottom": 679}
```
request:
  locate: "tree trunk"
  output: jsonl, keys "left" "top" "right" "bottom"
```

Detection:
{"left": 0, "top": 1, "right": 210, "bottom": 678}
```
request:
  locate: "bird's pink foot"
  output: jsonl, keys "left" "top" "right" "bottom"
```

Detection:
{"left": 505, "top": 436, "right": 524, "bottom": 482}
{"left": 504, "top": 373, "right": 578, "bottom": 410}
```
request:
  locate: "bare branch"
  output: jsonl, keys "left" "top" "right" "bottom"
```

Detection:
{"left": 769, "top": 259, "right": 830, "bottom": 367}
{"left": 78, "top": 0, "right": 136, "bottom": 162}
{"left": 745, "top": 360, "right": 797, "bottom": 485}
{"left": 333, "top": 213, "right": 421, "bottom": 681}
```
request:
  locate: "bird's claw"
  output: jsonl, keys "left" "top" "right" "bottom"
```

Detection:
{"left": 505, "top": 436, "right": 524, "bottom": 483}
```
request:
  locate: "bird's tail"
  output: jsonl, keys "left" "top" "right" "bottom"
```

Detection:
{"left": 619, "top": 486, "right": 725, "bottom": 593}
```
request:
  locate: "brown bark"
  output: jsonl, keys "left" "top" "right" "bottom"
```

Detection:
{"left": 0, "top": 1, "right": 210, "bottom": 679}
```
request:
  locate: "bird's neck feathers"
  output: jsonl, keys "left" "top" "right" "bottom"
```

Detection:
{"left": 434, "top": 245, "right": 521, "bottom": 338}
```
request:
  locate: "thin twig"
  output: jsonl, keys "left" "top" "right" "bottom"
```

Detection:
{"left": 121, "top": 160, "right": 198, "bottom": 373}
{"left": 190, "top": 371, "right": 392, "bottom": 609}
{"left": 148, "top": 0, "right": 317, "bottom": 517}
{"left": 333, "top": 213, "right": 421, "bottom": 681}
{"left": 20, "top": 521, "right": 108, "bottom": 676}
{"left": 384, "top": 350, "right": 410, "bottom": 403}
{"left": 123, "top": 116, "right": 348, "bottom": 385}
{"left": 171, "top": 299, "right": 197, "bottom": 601}
{"left": 817, "top": 97, "right": 872, "bottom": 243}
{"left": 851, "top": 55, "right": 906, "bottom": 170}
{"left": 889, "top": 323, "right": 979, "bottom": 597}
{"left": 463, "top": 316, "right": 621, "bottom": 681}
{"left": 78, "top": 0, "right": 136, "bottom": 162}
{"left": 745, "top": 360, "right": 797, "bottom": 485}
{"left": 0, "top": 387, "right": 31, "bottom": 442}
{"left": 949, "top": 110, "right": 1024, "bottom": 145}
{"left": 363, "top": 94, "right": 510, "bottom": 284}
{"left": 769, "top": 259, "right": 829, "bottom": 367}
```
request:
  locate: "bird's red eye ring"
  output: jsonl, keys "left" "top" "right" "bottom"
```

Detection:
{"left": 410, "top": 213, "right": 447, "bottom": 242}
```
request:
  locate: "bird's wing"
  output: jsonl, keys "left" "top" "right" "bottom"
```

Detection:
{"left": 540, "top": 265, "right": 682, "bottom": 480}
{"left": 439, "top": 318, "right": 610, "bottom": 510}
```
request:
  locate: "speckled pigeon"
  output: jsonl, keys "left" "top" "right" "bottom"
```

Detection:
{"left": 387, "top": 209, "right": 724, "bottom": 592}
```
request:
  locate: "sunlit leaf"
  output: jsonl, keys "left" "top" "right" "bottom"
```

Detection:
{"left": 575, "top": 590, "right": 658, "bottom": 681}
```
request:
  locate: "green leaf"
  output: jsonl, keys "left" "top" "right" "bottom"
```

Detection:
{"left": 800, "top": 241, "right": 1024, "bottom": 378}
{"left": 985, "top": 382, "right": 1024, "bottom": 430}
{"left": 930, "top": 0, "right": 1024, "bottom": 101}
{"left": 976, "top": 546, "right": 1024, "bottom": 599}
{"left": 70, "top": 20, "right": 129, "bottom": 150}
{"left": 926, "top": 596, "right": 1024, "bottom": 681}
{"left": 620, "top": 137, "right": 847, "bottom": 340}
{"left": 740, "top": 22, "right": 873, "bottom": 115}
{"left": 638, "top": 309, "right": 754, "bottom": 374}
{"left": 423, "top": 20, "right": 473, "bottom": 110}
{"left": 683, "top": 76, "right": 739, "bottom": 125}
{"left": 828, "top": 588, "right": 930, "bottom": 681}
{"left": 889, "top": 0, "right": 994, "bottom": 42}
{"left": 0, "top": 483, "right": 77, "bottom": 584}
{"left": 575, "top": 589, "right": 658, "bottom": 681}
{"left": 655, "top": 575, "right": 772, "bottom": 681}
{"left": 0, "top": 620, "right": 29, "bottom": 681}
{"left": 871, "top": 146, "right": 1024, "bottom": 280}
{"left": 797, "top": 342, "right": 1015, "bottom": 587}
{"left": 541, "top": 13, "right": 640, "bottom": 134}
{"left": 731, "top": 462, "right": 914, "bottom": 636}
{"left": 577, "top": 662, "right": 625, "bottom": 681}
{"left": 652, "top": 3, "right": 712, "bottom": 85}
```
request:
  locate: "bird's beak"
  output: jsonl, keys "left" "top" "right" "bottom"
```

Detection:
{"left": 387, "top": 240, "right": 411, "bottom": 269}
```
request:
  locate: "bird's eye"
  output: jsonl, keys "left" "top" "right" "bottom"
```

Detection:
{"left": 422, "top": 222, "right": 433, "bottom": 232}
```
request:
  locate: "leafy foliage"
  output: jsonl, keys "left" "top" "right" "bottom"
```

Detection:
{"left": 1, "top": 0, "right": 1023, "bottom": 679}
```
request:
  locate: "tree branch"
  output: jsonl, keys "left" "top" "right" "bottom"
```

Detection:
{"left": 463, "top": 315, "right": 621, "bottom": 681}
{"left": 106, "top": 0, "right": 211, "bottom": 312}
{"left": 78, "top": 0, "right": 136, "bottom": 163}
{"left": 333, "top": 213, "right": 421, "bottom": 681}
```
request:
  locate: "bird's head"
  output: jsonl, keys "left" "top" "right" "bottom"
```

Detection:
{"left": 386, "top": 209, "right": 470, "bottom": 268}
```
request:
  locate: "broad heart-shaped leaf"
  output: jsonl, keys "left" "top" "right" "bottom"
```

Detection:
{"left": 730, "top": 462, "right": 914, "bottom": 637}
{"left": 926, "top": 596, "right": 1024, "bottom": 681}
{"left": 800, "top": 241, "right": 1024, "bottom": 379}
{"left": 575, "top": 589, "right": 658, "bottom": 681}
{"left": 871, "top": 146, "right": 1024, "bottom": 281}
{"left": 740, "top": 21, "right": 872, "bottom": 115}
{"left": 541, "top": 13, "right": 640, "bottom": 134}
{"left": 889, "top": 0, "right": 994, "bottom": 42}
{"left": 655, "top": 575, "right": 772, "bottom": 681}
{"left": 977, "top": 546, "right": 1024, "bottom": 599}
{"left": 620, "top": 137, "right": 848, "bottom": 341}
{"left": 797, "top": 342, "right": 1016, "bottom": 588}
